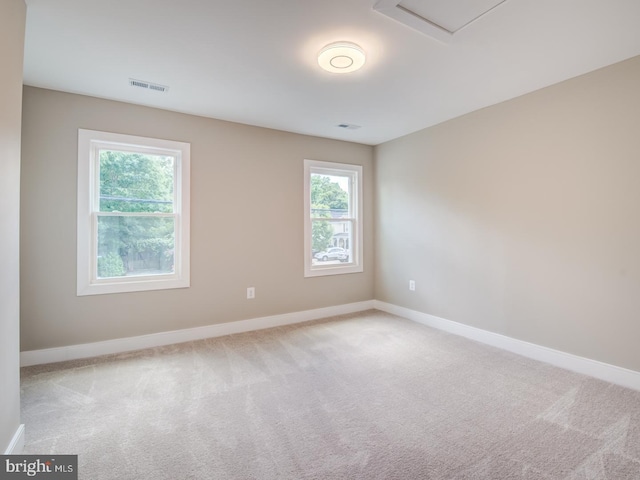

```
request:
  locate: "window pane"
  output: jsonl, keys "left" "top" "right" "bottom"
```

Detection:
{"left": 97, "top": 216, "right": 175, "bottom": 278}
{"left": 310, "top": 173, "right": 350, "bottom": 218}
{"left": 99, "top": 150, "right": 174, "bottom": 213}
{"left": 311, "top": 220, "right": 352, "bottom": 264}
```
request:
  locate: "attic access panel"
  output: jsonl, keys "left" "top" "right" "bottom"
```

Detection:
{"left": 374, "top": 0, "right": 508, "bottom": 43}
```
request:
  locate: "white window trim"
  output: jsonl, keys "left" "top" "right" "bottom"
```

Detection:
{"left": 304, "top": 159, "right": 363, "bottom": 277}
{"left": 77, "top": 129, "right": 190, "bottom": 295}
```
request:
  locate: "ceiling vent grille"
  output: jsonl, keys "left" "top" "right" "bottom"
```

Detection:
{"left": 129, "top": 78, "right": 169, "bottom": 93}
{"left": 337, "top": 123, "right": 362, "bottom": 130}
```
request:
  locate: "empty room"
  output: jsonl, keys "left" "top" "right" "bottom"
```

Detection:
{"left": 2, "top": 0, "right": 640, "bottom": 478}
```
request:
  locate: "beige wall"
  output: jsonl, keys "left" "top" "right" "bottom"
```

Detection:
{"left": 1, "top": 0, "right": 26, "bottom": 453}
{"left": 21, "top": 87, "right": 374, "bottom": 351}
{"left": 375, "top": 55, "right": 640, "bottom": 372}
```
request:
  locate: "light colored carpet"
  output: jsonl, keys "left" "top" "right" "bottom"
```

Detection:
{"left": 21, "top": 310, "right": 640, "bottom": 479}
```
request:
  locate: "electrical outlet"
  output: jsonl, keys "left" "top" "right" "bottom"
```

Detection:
{"left": 247, "top": 287, "right": 255, "bottom": 299}
{"left": 409, "top": 280, "right": 416, "bottom": 291}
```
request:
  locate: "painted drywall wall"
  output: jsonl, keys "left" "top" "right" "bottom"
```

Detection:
{"left": 375, "top": 55, "right": 640, "bottom": 372}
{"left": 20, "top": 87, "right": 374, "bottom": 351}
{"left": 0, "top": 0, "right": 26, "bottom": 453}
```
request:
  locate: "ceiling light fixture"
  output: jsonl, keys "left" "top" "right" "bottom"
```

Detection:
{"left": 318, "top": 42, "right": 366, "bottom": 74}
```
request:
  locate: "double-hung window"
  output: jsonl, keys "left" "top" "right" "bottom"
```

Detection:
{"left": 77, "top": 129, "right": 190, "bottom": 295}
{"left": 304, "top": 159, "right": 363, "bottom": 277}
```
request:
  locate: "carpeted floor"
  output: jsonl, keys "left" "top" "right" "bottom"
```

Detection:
{"left": 21, "top": 310, "right": 640, "bottom": 479}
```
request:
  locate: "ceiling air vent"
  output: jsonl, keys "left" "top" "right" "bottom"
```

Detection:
{"left": 129, "top": 78, "right": 169, "bottom": 93}
{"left": 337, "top": 123, "right": 362, "bottom": 130}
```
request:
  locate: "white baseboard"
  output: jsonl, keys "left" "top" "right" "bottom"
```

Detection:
{"left": 21, "top": 298, "right": 640, "bottom": 392}
{"left": 20, "top": 300, "right": 375, "bottom": 367}
{"left": 374, "top": 301, "right": 640, "bottom": 392}
{"left": 4, "top": 424, "right": 25, "bottom": 454}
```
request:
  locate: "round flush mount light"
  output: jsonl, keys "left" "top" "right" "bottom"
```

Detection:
{"left": 318, "top": 42, "right": 366, "bottom": 74}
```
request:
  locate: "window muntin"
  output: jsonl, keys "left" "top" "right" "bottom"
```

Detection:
{"left": 304, "top": 160, "right": 363, "bottom": 277}
{"left": 77, "top": 130, "right": 190, "bottom": 295}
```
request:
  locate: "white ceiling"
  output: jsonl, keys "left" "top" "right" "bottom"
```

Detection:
{"left": 23, "top": 0, "right": 640, "bottom": 145}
